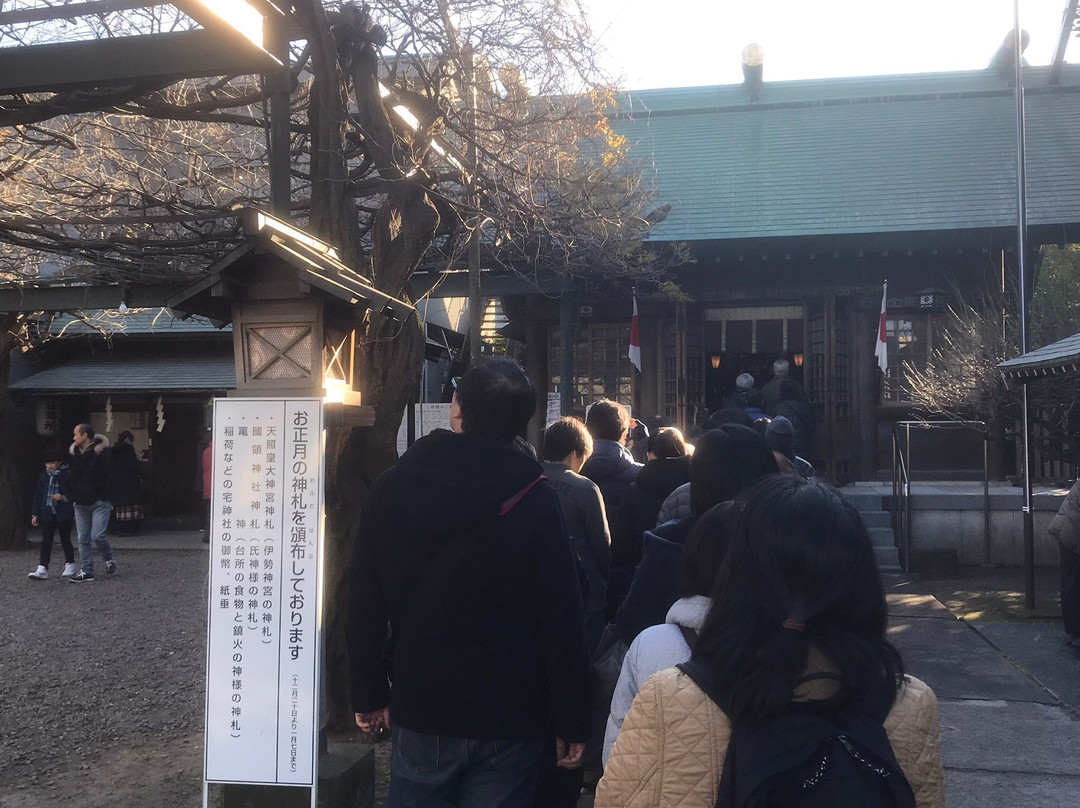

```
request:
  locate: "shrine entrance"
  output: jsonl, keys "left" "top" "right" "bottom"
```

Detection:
{"left": 702, "top": 306, "right": 806, "bottom": 411}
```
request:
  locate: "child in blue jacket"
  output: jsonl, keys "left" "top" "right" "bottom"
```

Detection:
{"left": 28, "top": 448, "right": 76, "bottom": 580}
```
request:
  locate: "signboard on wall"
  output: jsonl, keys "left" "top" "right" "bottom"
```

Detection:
{"left": 396, "top": 403, "right": 453, "bottom": 455}
{"left": 546, "top": 393, "right": 561, "bottom": 426}
{"left": 204, "top": 398, "right": 323, "bottom": 789}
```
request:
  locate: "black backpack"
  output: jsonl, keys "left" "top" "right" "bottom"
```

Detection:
{"left": 677, "top": 658, "right": 916, "bottom": 808}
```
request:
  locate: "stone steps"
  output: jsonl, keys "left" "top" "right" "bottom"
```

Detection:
{"left": 842, "top": 489, "right": 900, "bottom": 571}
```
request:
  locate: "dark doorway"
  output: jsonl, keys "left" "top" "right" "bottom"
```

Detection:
{"left": 148, "top": 402, "right": 205, "bottom": 518}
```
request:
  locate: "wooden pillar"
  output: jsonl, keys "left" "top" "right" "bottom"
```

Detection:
{"left": 854, "top": 292, "right": 879, "bottom": 479}
{"left": 525, "top": 296, "right": 547, "bottom": 450}
{"left": 675, "top": 302, "right": 688, "bottom": 431}
{"left": 559, "top": 291, "right": 577, "bottom": 416}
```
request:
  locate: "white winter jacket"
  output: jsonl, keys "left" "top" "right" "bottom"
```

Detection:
{"left": 602, "top": 595, "right": 712, "bottom": 763}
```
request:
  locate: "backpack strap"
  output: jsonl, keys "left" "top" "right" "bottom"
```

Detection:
{"left": 676, "top": 657, "right": 723, "bottom": 704}
{"left": 678, "top": 625, "right": 699, "bottom": 651}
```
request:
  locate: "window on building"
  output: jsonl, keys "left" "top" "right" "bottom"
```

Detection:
{"left": 549, "top": 323, "right": 635, "bottom": 411}
{"left": 881, "top": 314, "right": 931, "bottom": 403}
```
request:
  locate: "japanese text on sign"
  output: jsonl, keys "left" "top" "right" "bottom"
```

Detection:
{"left": 204, "top": 398, "right": 322, "bottom": 787}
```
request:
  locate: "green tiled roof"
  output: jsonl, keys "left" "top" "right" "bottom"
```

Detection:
{"left": 613, "top": 66, "right": 1080, "bottom": 242}
{"left": 998, "top": 332, "right": 1080, "bottom": 380}
{"left": 11, "top": 356, "right": 235, "bottom": 394}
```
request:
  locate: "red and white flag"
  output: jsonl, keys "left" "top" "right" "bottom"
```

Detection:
{"left": 874, "top": 280, "right": 888, "bottom": 374}
{"left": 628, "top": 292, "right": 642, "bottom": 373}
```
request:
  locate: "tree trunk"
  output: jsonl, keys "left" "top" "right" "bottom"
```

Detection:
{"left": 0, "top": 314, "right": 27, "bottom": 550}
{"left": 294, "top": 0, "right": 446, "bottom": 728}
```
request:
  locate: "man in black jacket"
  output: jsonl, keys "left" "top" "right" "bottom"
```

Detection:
{"left": 580, "top": 399, "right": 641, "bottom": 517}
{"left": 348, "top": 359, "right": 591, "bottom": 808}
{"left": 68, "top": 423, "right": 117, "bottom": 583}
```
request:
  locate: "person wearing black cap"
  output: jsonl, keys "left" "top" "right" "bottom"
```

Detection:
{"left": 764, "top": 416, "right": 815, "bottom": 478}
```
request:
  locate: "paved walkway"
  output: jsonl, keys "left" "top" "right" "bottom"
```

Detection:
{"left": 63, "top": 529, "right": 1080, "bottom": 807}
{"left": 885, "top": 572, "right": 1080, "bottom": 807}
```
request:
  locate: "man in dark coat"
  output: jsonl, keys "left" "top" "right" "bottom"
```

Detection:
{"left": 67, "top": 423, "right": 116, "bottom": 582}
{"left": 761, "top": 358, "right": 807, "bottom": 414}
{"left": 348, "top": 359, "right": 591, "bottom": 808}
{"left": 580, "top": 399, "right": 642, "bottom": 517}
{"left": 541, "top": 416, "right": 610, "bottom": 654}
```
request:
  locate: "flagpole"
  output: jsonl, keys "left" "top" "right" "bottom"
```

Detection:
{"left": 628, "top": 287, "right": 642, "bottom": 418}
{"left": 1013, "top": 2, "right": 1035, "bottom": 609}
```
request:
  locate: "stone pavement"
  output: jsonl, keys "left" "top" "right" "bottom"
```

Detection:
{"left": 885, "top": 572, "right": 1080, "bottom": 808}
{"left": 80, "top": 529, "right": 1080, "bottom": 807}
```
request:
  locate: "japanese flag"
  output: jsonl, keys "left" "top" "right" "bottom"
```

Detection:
{"left": 628, "top": 293, "right": 642, "bottom": 373}
{"left": 875, "top": 280, "right": 888, "bottom": 374}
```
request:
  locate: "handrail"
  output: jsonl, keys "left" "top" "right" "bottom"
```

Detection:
{"left": 891, "top": 420, "right": 990, "bottom": 572}
{"left": 892, "top": 431, "right": 912, "bottom": 570}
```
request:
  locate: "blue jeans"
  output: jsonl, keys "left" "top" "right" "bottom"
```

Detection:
{"left": 388, "top": 726, "right": 544, "bottom": 808}
{"left": 73, "top": 500, "right": 114, "bottom": 575}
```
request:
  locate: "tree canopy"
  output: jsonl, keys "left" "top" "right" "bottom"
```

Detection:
{"left": 0, "top": 0, "right": 672, "bottom": 291}
{"left": 0, "top": 0, "right": 676, "bottom": 722}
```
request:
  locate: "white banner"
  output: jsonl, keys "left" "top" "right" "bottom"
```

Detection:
{"left": 204, "top": 398, "right": 323, "bottom": 788}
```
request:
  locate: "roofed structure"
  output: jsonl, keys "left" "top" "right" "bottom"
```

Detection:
{"left": 612, "top": 65, "right": 1080, "bottom": 246}
{"left": 999, "top": 332, "right": 1080, "bottom": 381}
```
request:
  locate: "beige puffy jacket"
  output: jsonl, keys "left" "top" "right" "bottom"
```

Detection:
{"left": 596, "top": 667, "right": 945, "bottom": 808}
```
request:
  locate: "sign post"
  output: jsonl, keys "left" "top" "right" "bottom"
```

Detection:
{"left": 170, "top": 209, "right": 415, "bottom": 808}
{"left": 204, "top": 397, "right": 325, "bottom": 807}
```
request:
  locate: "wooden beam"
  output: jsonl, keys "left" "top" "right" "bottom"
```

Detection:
{"left": 0, "top": 27, "right": 278, "bottom": 94}
{"left": 0, "top": 0, "right": 164, "bottom": 26}
{"left": 0, "top": 284, "right": 185, "bottom": 313}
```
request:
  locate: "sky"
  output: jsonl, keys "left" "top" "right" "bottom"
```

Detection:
{"left": 584, "top": 0, "right": 1078, "bottom": 89}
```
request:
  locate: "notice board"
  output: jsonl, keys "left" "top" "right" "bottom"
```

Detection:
{"left": 203, "top": 398, "right": 323, "bottom": 789}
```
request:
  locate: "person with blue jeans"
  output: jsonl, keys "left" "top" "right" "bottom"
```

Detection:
{"left": 348, "top": 360, "right": 592, "bottom": 808}
{"left": 68, "top": 423, "right": 117, "bottom": 583}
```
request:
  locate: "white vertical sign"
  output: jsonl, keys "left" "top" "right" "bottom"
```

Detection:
{"left": 546, "top": 392, "right": 561, "bottom": 426}
{"left": 204, "top": 398, "right": 323, "bottom": 788}
{"left": 395, "top": 402, "right": 453, "bottom": 455}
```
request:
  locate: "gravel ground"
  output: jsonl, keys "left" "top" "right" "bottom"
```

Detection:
{"left": 1, "top": 547, "right": 392, "bottom": 808}
{"left": 1, "top": 548, "right": 208, "bottom": 808}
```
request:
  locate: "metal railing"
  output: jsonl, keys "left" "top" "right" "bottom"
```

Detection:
{"left": 891, "top": 420, "right": 990, "bottom": 571}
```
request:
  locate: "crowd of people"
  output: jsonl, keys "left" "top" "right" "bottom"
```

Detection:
{"left": 346, "top": 358, "right": 945, "bottom": 808}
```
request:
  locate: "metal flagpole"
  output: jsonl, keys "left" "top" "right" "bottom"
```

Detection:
{"left": 1013, "top": 1, "right": 1035, "bottom": 609}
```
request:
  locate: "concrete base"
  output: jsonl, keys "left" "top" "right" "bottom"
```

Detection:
{"left": 216, "top": 746, "right": 374, "bottom": 808}
{"left": 320, "top": 744, "right": 376, "bottom": 808}
{"left": 221, "top": 784, "right": 310, "bottom": 808}
{"left": 908, "top": 548, "right": 959, "bottom": 578}
{"left": 841, "top": 482, "right": 1070, "bottom": 566}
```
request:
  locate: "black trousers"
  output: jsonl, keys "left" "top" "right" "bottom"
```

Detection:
{"left": 39, "top": 517, "right": 75, "bottom": 568}
{"left": 1061, "top": 543, "right": 1080, "bottom": 638}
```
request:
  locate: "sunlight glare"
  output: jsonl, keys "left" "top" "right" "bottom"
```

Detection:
{"left": 191, "top": 0, "right": 264, "bottom": 51}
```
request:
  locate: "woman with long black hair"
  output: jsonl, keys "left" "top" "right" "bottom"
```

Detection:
{"left": 597, "top": 475, "right": 945, "bottom": 808}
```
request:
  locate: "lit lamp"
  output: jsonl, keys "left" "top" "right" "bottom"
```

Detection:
{"left": 710, "top": 355, "right": 721, "bottom": 369}
{"left": 793, "top": 353, "right": 804, "bottom": 367}
{"left": 323, "top": 327, "right": 361, "bottom": 406}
